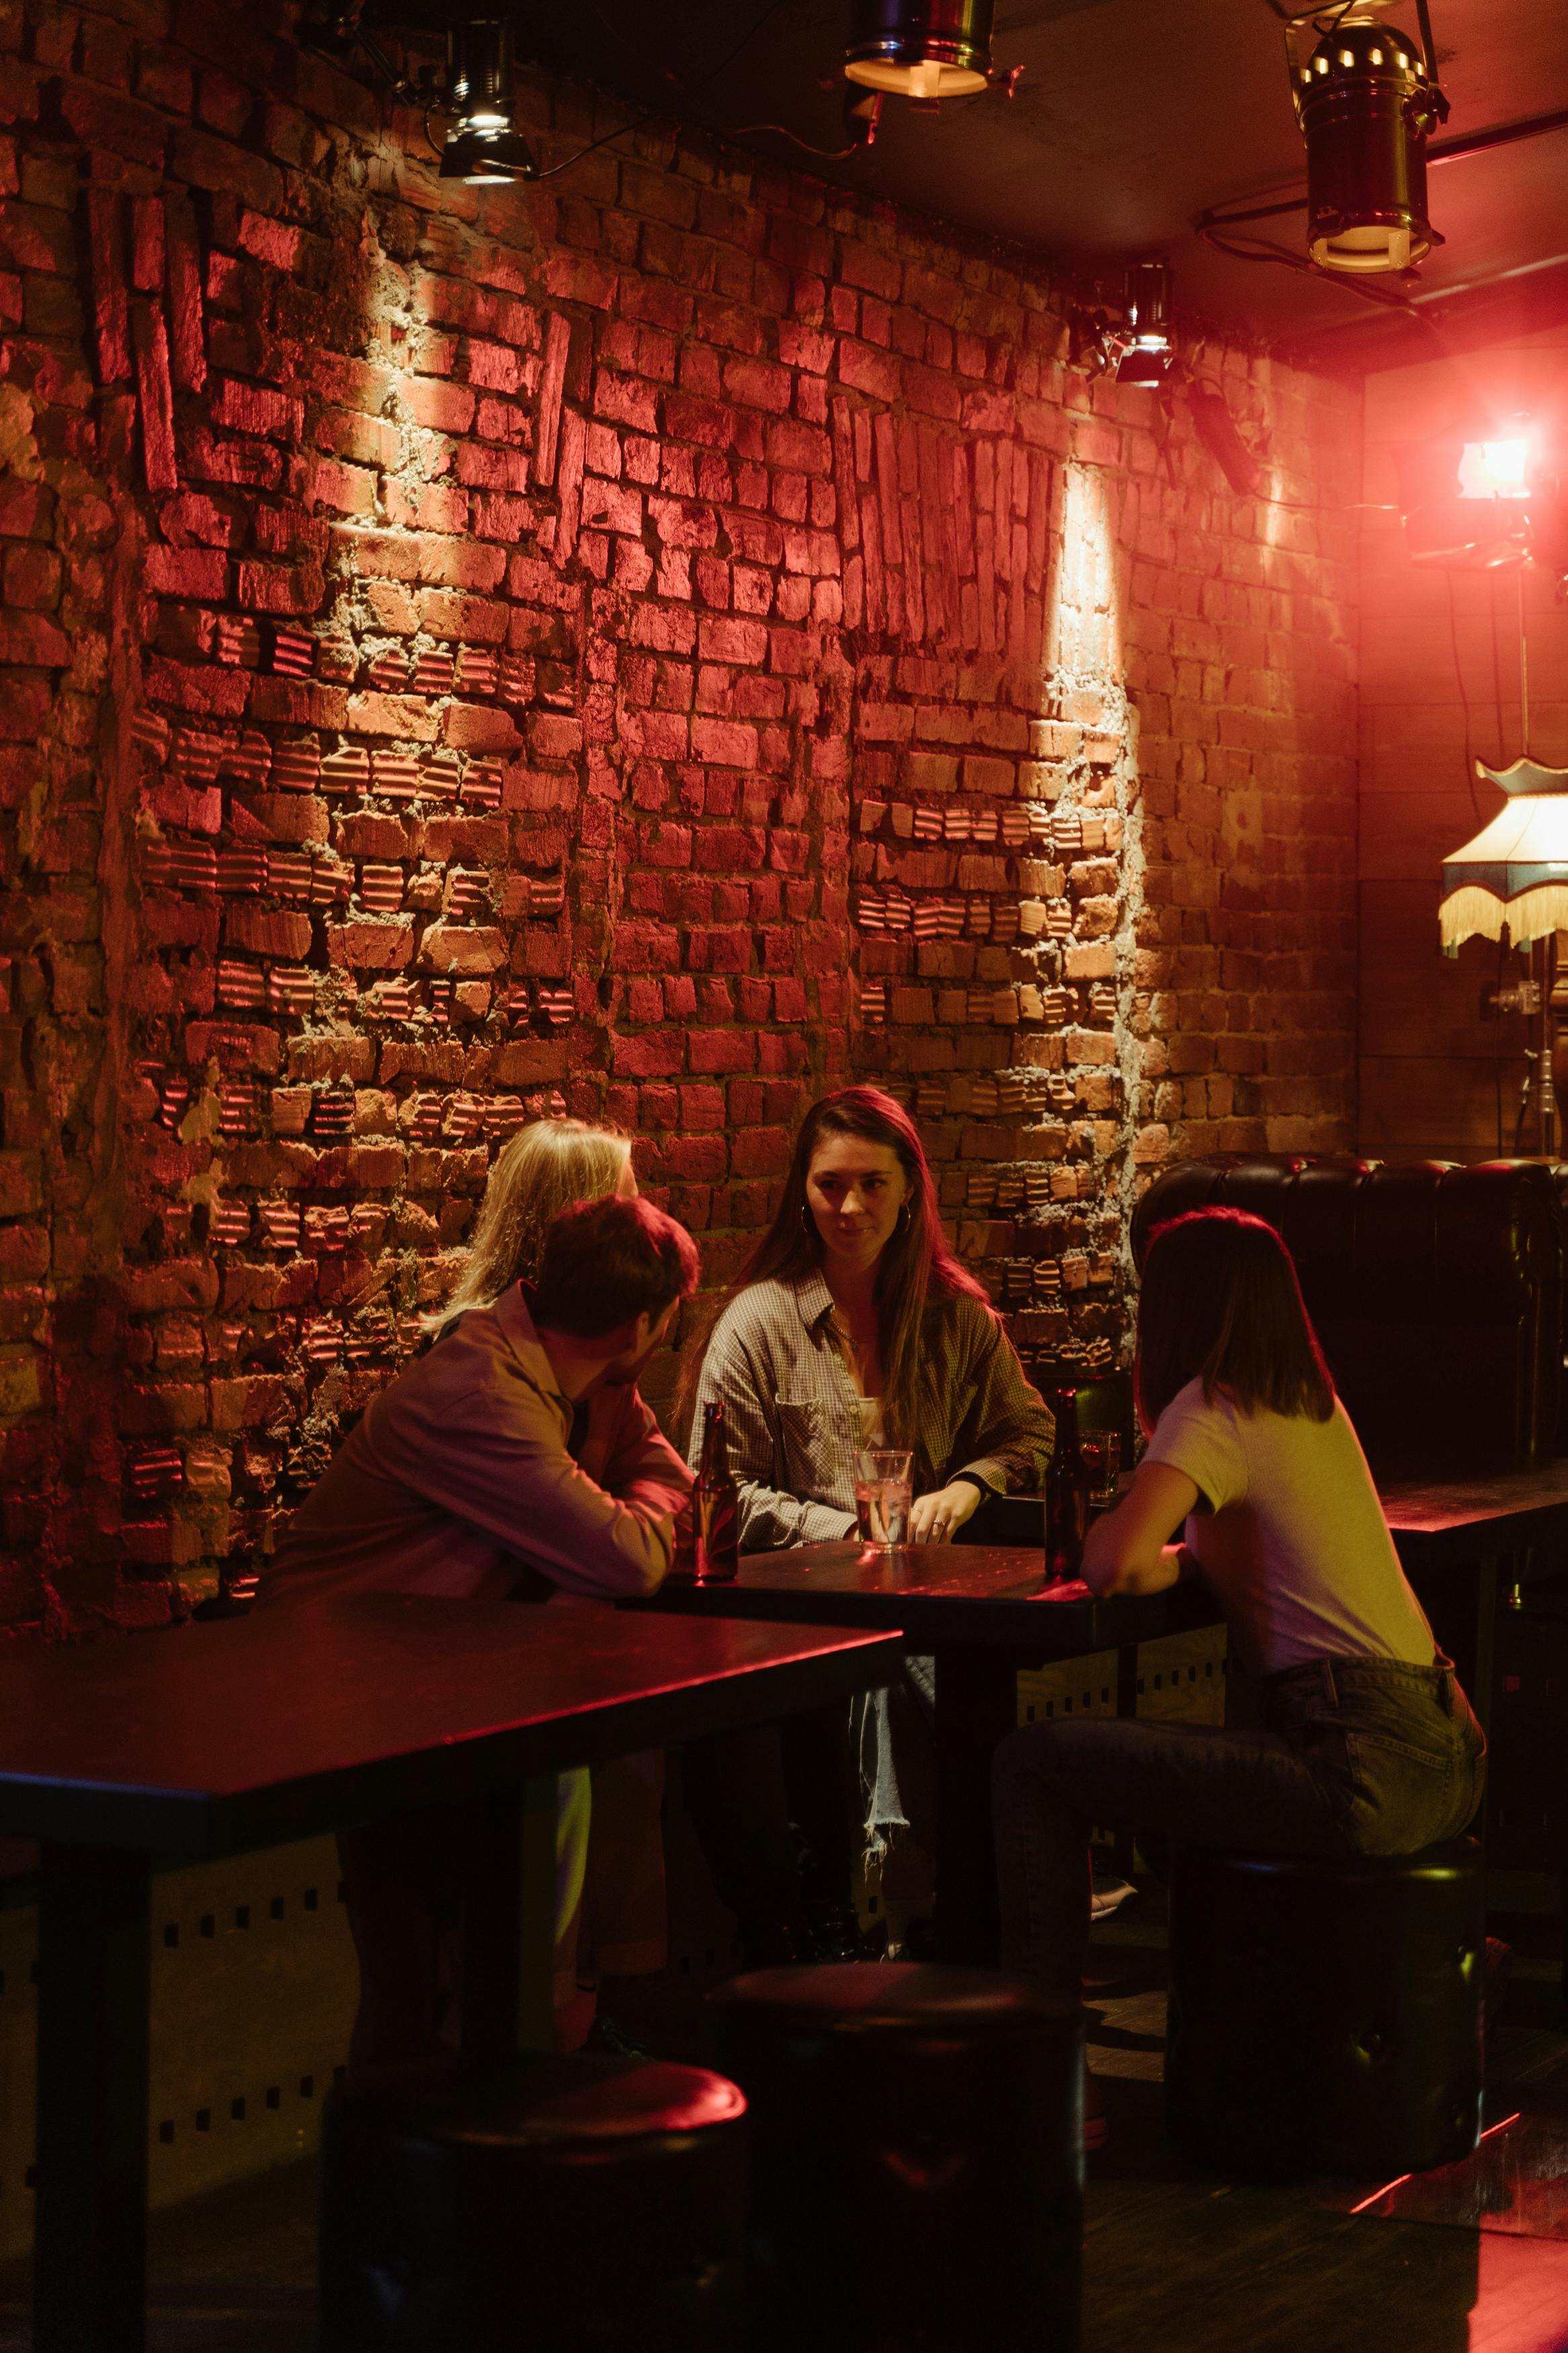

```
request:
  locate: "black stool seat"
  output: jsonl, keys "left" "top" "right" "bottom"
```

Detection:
{"left": 713, "top": 1962, "right": 1081, "bottom": 2353}
{"left": 1167, "top": 1838, "right": 1484, "bottom": 2182}
{"left": 320, "top": 2054, "right": 749, "bottom": 2350}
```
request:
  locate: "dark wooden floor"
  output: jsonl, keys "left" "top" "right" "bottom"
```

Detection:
{"left": 4, "top": 1889, "right": 1565, "bottom": 2352}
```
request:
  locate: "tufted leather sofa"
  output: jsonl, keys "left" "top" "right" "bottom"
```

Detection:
{"left": 1130, "top": 1157, "right": 1566, "bottom": 1479}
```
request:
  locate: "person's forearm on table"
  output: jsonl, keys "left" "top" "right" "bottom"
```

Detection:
{"left": 1079, "top": 1460, "right": 1200, "bottom": 1597}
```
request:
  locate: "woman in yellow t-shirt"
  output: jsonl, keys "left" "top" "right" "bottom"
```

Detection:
{"left": 992, "top": 1208, "right": 1485, "bottom": 2142}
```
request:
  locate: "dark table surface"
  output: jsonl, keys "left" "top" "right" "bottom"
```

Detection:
{"left": 647, "top": 1542, "right": 1225, "bottom": 1652}
{"left": 1379, "top": 1459, "right": 1568, "bottom": 1570}
{"left": 0, "top": 1591, "right": 905, "bottom": 1859}
{"left": 643, "top": 1453, "right": 1568, "bottom": 1654}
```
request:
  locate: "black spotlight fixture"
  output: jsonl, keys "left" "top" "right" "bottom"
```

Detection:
{"left": 1289, "top": 4, "right": 1447, "bottom": 273}
{"left": 844, "top": 0, "right": 994, "bottom": 100}
{"left": 1114, "top": 262, "right": 1173, "bottom": 384}
{"left": 1067, "top": 263, "right": 1175, "bottom": 387}
{"left": 439, "top": 18, "right": 538, "bottom": 183}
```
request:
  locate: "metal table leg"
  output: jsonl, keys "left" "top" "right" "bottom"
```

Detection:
{"left": 932, "top": 1647, "right": 1018, "bottom": 1964}
{"left": 458, "top": 1774, "right": 559, "bottom": 2069}
{"left": 1473, "top": 1556, "right": 1499, "bottom": 1734}
{"left": 34, "top": 1843, "right": 152, "bottom": 2353}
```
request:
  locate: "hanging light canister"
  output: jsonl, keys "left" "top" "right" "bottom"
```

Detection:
{"left": 1293, "top": 9, "right": 1448, "bottom": 273}
{"left": 844, "top": 0, "right": 994, "bottom": 99}
{"left": 440, "top": 18, "right": 538, "bottom": 182}
{"left": 1115, "top": 261, "right": 1174, "bottom": 383}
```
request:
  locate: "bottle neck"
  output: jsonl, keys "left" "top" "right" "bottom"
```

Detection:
{"left": 700, "top": 1410, "right": 731, "bottom": 1481}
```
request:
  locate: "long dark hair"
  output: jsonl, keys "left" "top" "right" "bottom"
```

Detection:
{"left": 1136, "top": 1209, "right": 1334, "bottom": 1429}
{"left": 678, "top": 1086, "right": 992, "bottom": 1449}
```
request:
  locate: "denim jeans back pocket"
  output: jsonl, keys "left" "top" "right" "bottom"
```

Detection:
{"left": 1344, "top": 1726, "right": 1474, "bottom": 1855}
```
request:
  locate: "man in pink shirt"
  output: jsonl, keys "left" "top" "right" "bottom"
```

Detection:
{"left": 264, "top": 1192, "right": 697, "bottom": 1609}
{"left": 261, "top": 1193, "right": 698, "bottom": 2082}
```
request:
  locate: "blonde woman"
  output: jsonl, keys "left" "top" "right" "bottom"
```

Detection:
{"left": 438, "top": 1116, "right": 638, "bottom": 1320}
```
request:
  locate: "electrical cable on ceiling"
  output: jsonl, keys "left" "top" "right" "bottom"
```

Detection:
{"left": 1198, "top": 106, "right": 1568, "bottom": 245}
{"left": 1197, "top": 221, "right": 1419, "bottom": 309}
{"left": 528, "top": 0, "right": 802, "bottom": 180}
{"left": 727, "top": 124, "right": 864, "bottom": 157}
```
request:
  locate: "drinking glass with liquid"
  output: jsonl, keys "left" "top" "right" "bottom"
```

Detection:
{"left": 1081, "top": 1430, "right": 1123, "bottom": 1512}
{"left": 854, "top": 1448, "right": 914, "bottom": 1549}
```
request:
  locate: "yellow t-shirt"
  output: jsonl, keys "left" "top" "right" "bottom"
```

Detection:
{"left": 1143, "top": 1378, "right": 1436, "bottom": 1677}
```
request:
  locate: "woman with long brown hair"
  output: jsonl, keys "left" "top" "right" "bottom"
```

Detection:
{"left": 684, "top": 1085, "right": 1053, "bottom": 1548}
{"left": 681, "top": 1087, "right": 1053, "bottom": 1924}
{"left": 992, "top": 1207, "right": 1485, "bottom": 2145}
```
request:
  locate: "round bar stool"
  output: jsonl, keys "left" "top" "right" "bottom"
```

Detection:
{"left": 320, "top": 2054, "right": 748, "bottom": 2350}
{"left": 1167, "top": 1838, "right": 1484, "bottom": 2181}
{"left": 712, "top": 1962, "right": 1081, "bottom": 2353}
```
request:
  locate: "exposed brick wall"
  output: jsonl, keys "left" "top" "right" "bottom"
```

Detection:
{"left": 0, "top": 0, "right": 1360, "bottom": 1634}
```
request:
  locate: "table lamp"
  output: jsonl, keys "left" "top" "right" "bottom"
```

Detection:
{"left": 1439, "top": 755, "right": 1568, "bottom": 1156}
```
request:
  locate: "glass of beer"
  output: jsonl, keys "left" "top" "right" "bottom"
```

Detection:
{"left": 854, "top": 1448, "right": 914, "bottom": 1549}
{"left": 1081, "top": 1431, "right": 1123, "bottom": 1513}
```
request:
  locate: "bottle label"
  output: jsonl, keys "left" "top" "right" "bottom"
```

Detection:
{"left": 695, "top": 1485, "right": 740, "bottom": 1583}
{"left": 1046, "top": 1476, "right": 1089, "bottom": 1581}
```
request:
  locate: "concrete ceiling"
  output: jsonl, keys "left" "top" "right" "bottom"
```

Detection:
{"left": 520, "top": 0, "right": 1568, "bottom": 369}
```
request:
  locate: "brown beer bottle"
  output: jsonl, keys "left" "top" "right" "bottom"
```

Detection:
{"left": 1045, "top": 1386, "right": 1089, "bottom": 1581}
{"left": 694, "top": 1400, "right": 741, "bottom": 1583}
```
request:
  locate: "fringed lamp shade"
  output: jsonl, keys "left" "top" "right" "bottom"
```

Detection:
{"left": 1439, "top": 758, "right": 1568, "bottom": 951}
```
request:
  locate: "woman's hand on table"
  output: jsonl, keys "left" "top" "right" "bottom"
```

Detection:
{"left": 908, "top": 1480, "right": 983, "bottom": 1545}
{"left": 1081, "top": 1459, "right": 1199, "bottom": 1596}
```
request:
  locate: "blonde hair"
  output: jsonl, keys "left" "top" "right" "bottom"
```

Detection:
{"left": 440, "top": 1119, "right": 632, "bottom": 1320}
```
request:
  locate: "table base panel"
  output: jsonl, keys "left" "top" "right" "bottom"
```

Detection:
{"left": 35, "top": 1844, "right": 152, "bottom": 2353}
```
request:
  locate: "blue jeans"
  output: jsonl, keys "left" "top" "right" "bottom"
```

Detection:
{"left": 991, "top": 1654, "right": 1487, "bottom": 2003}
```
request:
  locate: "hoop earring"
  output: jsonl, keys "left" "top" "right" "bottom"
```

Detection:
{"left": 897, "top": 1203, "right": 912, "bottom": 1233}
{"left": 800, "top": 1203, "right": 813, "bottom": 1236}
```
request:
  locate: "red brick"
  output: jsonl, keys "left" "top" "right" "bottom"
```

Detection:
{"left": 0, "top": 611, "right": 69, "bottom": 666}
{"left": 60, "top": 83, "right": 167, "bottom": 171}
{"left": 402, "top": 376, "right": 476, "bottom": 434}
{"left": 211, "top": 378, "right": 304, "bottom": 441}
{"left": 145, "top": 545, "right": 229, "bottom": 599}
{"left": 347, "top": 692, "right": 442, "bottom": 741}
{"left": 690, "top": 719, "right": 758, "bottom": 768}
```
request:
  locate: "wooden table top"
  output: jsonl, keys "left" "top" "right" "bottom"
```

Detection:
{"left": 0, "top": 1593, "right": 903, "bottom": 1859}
{"left": 645, "top": 1541, "right": 1225, "bottom": 1653}
{"left": 1379, "top": 1458, "right": 1568, "bottom": 1570}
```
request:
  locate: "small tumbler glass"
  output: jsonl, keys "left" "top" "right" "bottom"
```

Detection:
{"left": 854, "top": 1448, "right": 914, "bottom": 1548}
{"left": 1081, "top": 1431, "right": 1123, "bottom": 1513}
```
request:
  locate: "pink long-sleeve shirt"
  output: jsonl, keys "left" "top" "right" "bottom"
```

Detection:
{"left": 260, "top": 1283, "right": 692, "bottom": 1607}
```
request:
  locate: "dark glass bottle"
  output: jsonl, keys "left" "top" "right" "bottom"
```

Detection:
{"left": 1045, "top": 1386, "right": 1089, "bottom": 1581}
{"left": 694, "top": 1400, "right": 741, "bottom": 1583}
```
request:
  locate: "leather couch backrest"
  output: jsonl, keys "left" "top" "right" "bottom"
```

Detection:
{"left": 1130, "top": 1157, "right": 1565, "bottom": 1478}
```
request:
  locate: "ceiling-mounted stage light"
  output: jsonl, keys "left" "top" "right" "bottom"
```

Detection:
{"left": 1396, "top": 427, "right": 1554, "bottom": 569}
{"left": 844, "top": 0, "right": 993, "bottom": 99}
{"left": 1114, "top": 262, "right": 1173, "bottom": 384}
{"left": 440, "top": 18, "right": 538, "bottom": 182}
{"left": 1289, "top": 5, "right": 1447, "bottom": 273}
{"left": 1457, "top": 435, "right": 1532, "bottom": 500}
{"left": 1068, "top": 262, "right": 1175, "bottom": 387}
